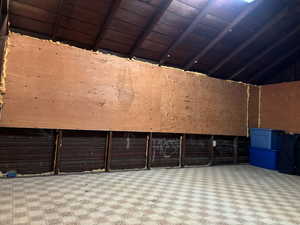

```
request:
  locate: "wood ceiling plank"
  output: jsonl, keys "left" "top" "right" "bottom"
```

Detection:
{"left": 230, "top": 24, "right": 300, "bottom": 80}
{"left": 209, "top": 3, "right": 292, "bottom": 75}
{"left": 128, "top": 0, "right": 173, "bottom": 58}
{"left": 184, "top": 0, "right": 263, "bottom": 70}
{"left": 159, "top": 0, "right": 216, "bottom": 65}
{"left": 249, "top": 46, "right": 300, "bottom": 83}
{"left": 93, "top": 0, "right": 122, "bottom": 50}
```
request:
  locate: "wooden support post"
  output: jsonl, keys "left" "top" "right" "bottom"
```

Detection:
{"left": 208, "top": 135, "right": 215, "bottom": 166}
{"left": 145, "top": 134, "right": 149, "bottom": 169}
{"left": 180, "top": 134, "right": 186, "bottom": 168}
{"left": 146, "top": 133, "right": 153, "bottom": 170}
{"left": 54, "top": 130, "right": 63, "bottom": 175}
{"left": 105, "top": 131, "right": 112, "bottom": 172}
{"left": 233, "top": 137, "right": 239, "bottom": 164}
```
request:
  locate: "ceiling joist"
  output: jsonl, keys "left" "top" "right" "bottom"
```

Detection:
{"left": 159, "top": 0, "right": 217, "bottom": 66}
{"left": 93, "top": 0, "right": 122, "bottom": 50}
{"left": 208, "top": 4, "right": 292, "bottom": 76}
{"left": 229, "top": 25, "right": 300, "bottom": 80}
{"left": 249, "top": 46, "right": 300, "bottom": 83}
{"left": 129, "top": 0, "right": 173, "bottom": 58}
{"left": 184, "top": 0, "right": 263, "bottom": 71}
{"left": 52, "top": 0, "right": 64, "bottom": 40}
{"left": 0, "top": 0, "right": 9, "bottom": 36}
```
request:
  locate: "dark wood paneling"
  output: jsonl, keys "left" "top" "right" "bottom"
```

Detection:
{"left": 110, "top": 132, "right": 147, "bottom": 170}
{"left": 0, "top": 128, "right": 55, "bottom": 174}
{"left": 151, "top": 133, "right": 180, "bottom": 167}
{"left": 237, "top": 137, "right": 249, "bottom": 164}
{"left": 214, "top": 136, "right": 235, "bottom": 165}
{"left": 184, "top": 134, "right": 211, "bottom": 166}
{"left": 248, "top": 85, "right": 260, "bottom": 129}
{"left": 60, "top": 130, "right": 106, "bottom": 173}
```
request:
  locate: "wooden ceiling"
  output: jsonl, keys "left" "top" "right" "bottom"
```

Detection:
{"left": 8, "top": 0, "right": 300, "bottom": 84}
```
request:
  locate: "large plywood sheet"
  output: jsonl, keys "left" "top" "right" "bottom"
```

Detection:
{"left": 0, "top": 33, "right": 248, "bottom": 136}
{"left": 248, "top": 85, "right": 260, "bottom": 129}
{"left": 260, "top": 81, "right": 300, "bottom": 133}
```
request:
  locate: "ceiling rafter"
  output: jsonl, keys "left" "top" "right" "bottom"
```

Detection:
{"left": 249, "top": 45, "right": 300, "bottom": 83}
{"left": 52, "top": 0, "right": 64, "bottom": 40}
{"left": 159, "top": 0, "right": 217, "bottom": 66}
{"left": 129, "top": 0, "right": 173, "bottom": 58}
{"left": 208, "top": 3, "right": 292, "bottom": 76}
{"left": 184, "top": 0, "right": 263, "bottom": 71}
{"left": 229, "top": 25, "right": 300, "bottom": 80}
{"left": 1, "top": 0, "right": 9, "bottom": 20}
{"left": 93, "top": 0, "right": 122, "bottom": 50}
{"left": 0, "top": 0, "right": 9, "bottom": 36}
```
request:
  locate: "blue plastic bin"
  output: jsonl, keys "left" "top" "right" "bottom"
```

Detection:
{"left": 250, "top": 147, "right": 279, "bottom": 170}
{"left": 250, "top": 128, "right": 283, "bottom": 150}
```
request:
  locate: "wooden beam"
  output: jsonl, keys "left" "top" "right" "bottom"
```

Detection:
{"left": 228, "top": 24, "right": 300, "bottom": 80}
{"left": 209, "top": 5, "right": 291, "bottom": 75}
{"left": 52, "top": 0, "right": 64, "bottom": 40}
{"left": 180, "top": 134, "right": 186, "bottom": 168}
{"left": 159, "top": 0, "right": 217, "bottom": 65}
{"left": 0, "top": 0, "right": 8, "bottom": 35}
{"left": 146, "top": 133, "right": 153, "bottom": 170}
{"left": 184, "top": 0, "right": 263, "bottom": 70}
{"left": 93, "top": 0, "right": 122, "bottom": 50}
{"left": 233, "top": 137, "right": 238, "bottom": 164}
{"left": 105, "top": 131, "right": 112, "bottom": 172}
{"left": 1, "top": 0, "right": 9, "bottom": 21}
{"left": 54, "top": 130, "right": 63, "bottom": 175}
{"left": 0, "top": 15, "right": 7, "bottom": 36}
{"left": 129, "top": 0, "right": 173, "bottom": 58}
{"left": 208, "top": 135, "right": 215, "bottom": 166}
{"left": 248, "top": 45, "right": 300, "bottom": 83}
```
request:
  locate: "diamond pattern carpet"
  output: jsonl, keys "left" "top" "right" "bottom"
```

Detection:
{"left": 1, "top": 165, "right": 300, "bottom": 225}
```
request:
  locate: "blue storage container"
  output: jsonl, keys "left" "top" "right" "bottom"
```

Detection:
{"left": 250, "top": 128, "right": 283, "bottom": 150}
{"left": 250, "top": 147, "right": 279, "bottom": 170}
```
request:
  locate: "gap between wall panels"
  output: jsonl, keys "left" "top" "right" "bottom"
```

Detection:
{"left": 246, "top": 84, "right": 250, "bottom": 137}
{"left": 258, "top": 85, "right": 262, "bottom": 128}
{"left": 0, "top": 128, "right": 249, "bottom": 177}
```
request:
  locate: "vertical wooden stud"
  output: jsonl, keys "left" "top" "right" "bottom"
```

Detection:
{"left": 146, "top": 133, "right": 153, "bottom": 170}
{"left": 54, "top": 130, "right": 63, "bottom": 175}
{"left": 180, "top": 134, "right": 186, "bottom": 168}
{"left": 233, "top": 136, "right": 239, "bottom": 164}
{"left": 105, "top": 131, "right": 112, "bottom": 172}
{"left": 208, "top": 135, "right": 215, "bottom": 166}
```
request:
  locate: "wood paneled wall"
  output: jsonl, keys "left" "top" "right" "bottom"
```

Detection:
{"left": 248, "top": 85, "right": 260, "bottom": 129}
{"left": 0, "top": 33, "right": 250, "bottom": 136}
{"left": 260, "top": 81, "right": 300, "bottom": 133}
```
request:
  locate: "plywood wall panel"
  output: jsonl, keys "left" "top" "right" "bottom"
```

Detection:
{"left": 260, "top": 81, "right": 300, "bottom": 133}
{"left": 248, "top": 85, "right": 260, "bottom": 129}
{"left": 0, "top": 33, "right": 248, "bottom": 136}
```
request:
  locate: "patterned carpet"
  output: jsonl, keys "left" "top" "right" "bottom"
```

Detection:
{"left": 1, "top": 165, "right": 300, "bottom": 225}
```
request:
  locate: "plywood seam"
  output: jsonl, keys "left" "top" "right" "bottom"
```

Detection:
{"left": 258, "top": 85, "right": 261, "bottom": 128}
{"left": 246, "top": 84, "right": 250, "bottom": 137}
